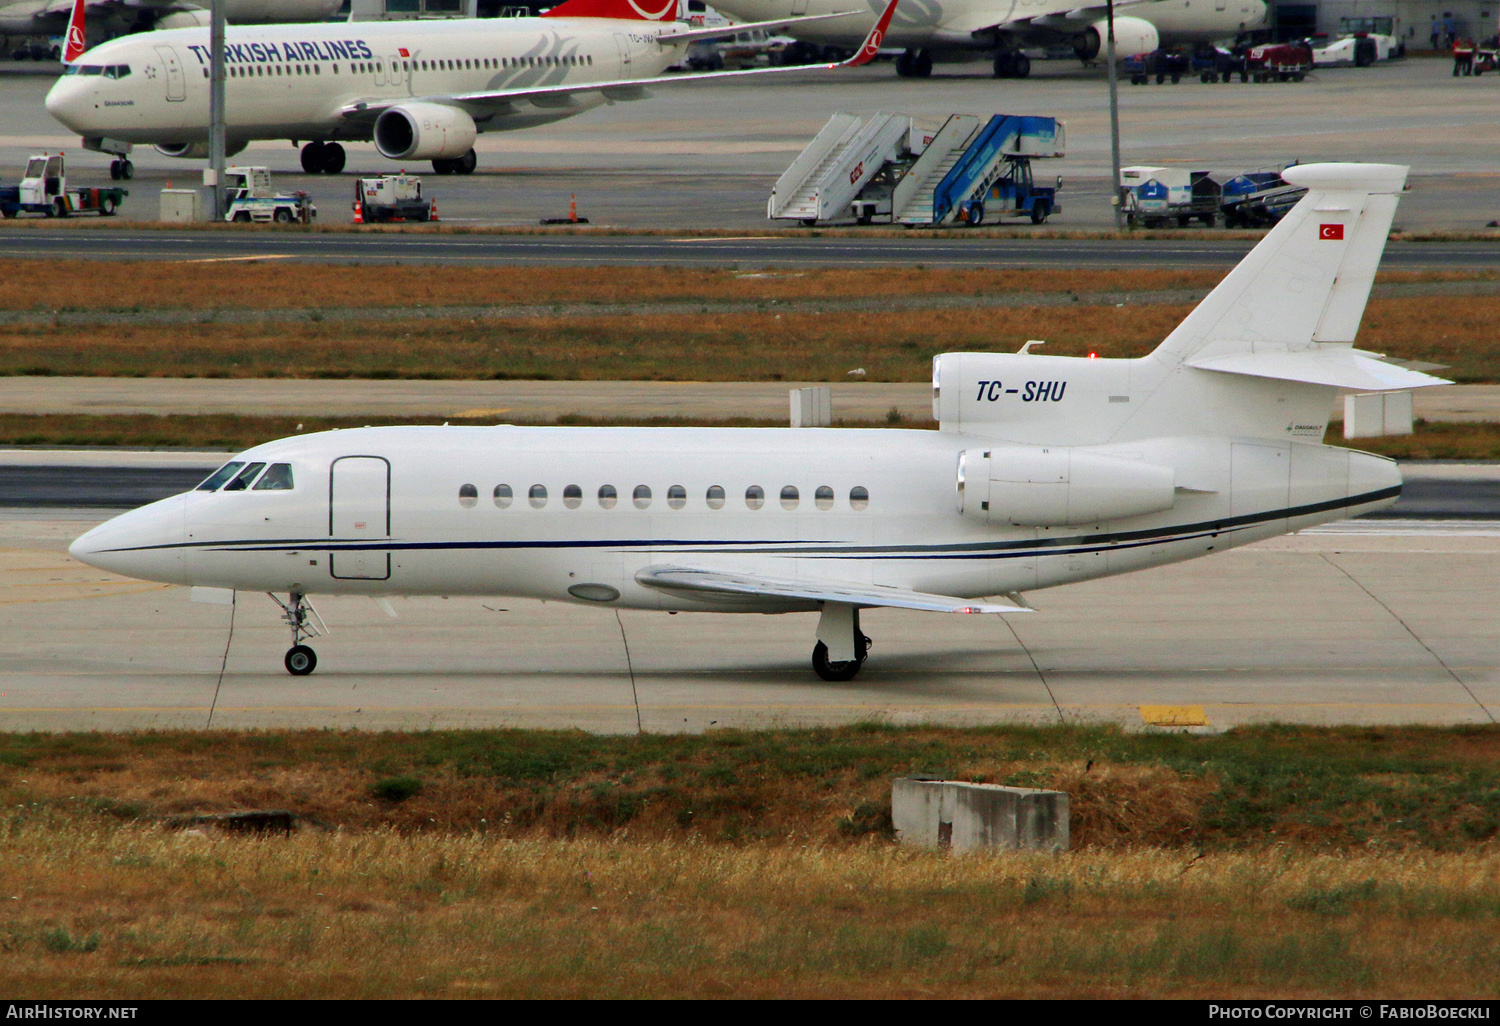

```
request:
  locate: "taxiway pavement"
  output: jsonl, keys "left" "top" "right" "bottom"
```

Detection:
{"left": 1, "top": 513, "right": 1494, "bottom": 732}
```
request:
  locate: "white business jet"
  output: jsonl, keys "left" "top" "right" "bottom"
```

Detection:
{"left": 716, "top": 0, "right": 1266, "bottom": 78}
{"left": 44, "top": 0, "right": 897, "bottom": 176}
{"left": 70, "top": 163, "right": 1446, "bottom": 681}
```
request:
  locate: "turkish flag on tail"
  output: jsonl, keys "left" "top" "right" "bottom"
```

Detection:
{"left": 63, "top": 0, "right": 86, "bottom": 63}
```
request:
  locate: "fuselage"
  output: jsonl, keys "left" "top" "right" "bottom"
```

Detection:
{"left": 69, "top": 424, "right": 1402, "bottom": 612}
{"left": 45, "top": 17, "right": 684, "bottom": 148}
{"left": 713, "top": 0, "right": 1266, "bottom": 50}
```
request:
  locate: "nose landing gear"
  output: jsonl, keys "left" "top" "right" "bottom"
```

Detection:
{"left": 270, "top": 590, "right": 327, "bottom": 676}
{"left": 812, "top": 603, "right": 871, "bottom": 682}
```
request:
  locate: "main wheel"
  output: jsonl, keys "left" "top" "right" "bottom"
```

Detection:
{"left": 1012, "top": 53, "right": 1030, "bottom": 78}
{"left": 811, "top": 638, "right": 867, "bottom": 682}
{"left": 431, "top": 157, "right": 455, "bottom": 175}
{"left": 119, "top": 160, "right": 134, "bottom": 181}
{"left": 911, "top": 49, "right": 932, "bottom": 77}
{"left": 323, "top": 142, "right": 346, "bottom": 174}
{"left": 300, "top": 141, "right": 327, "bottom": 174}
{"left": 454, "top": 149, "right": 477, "bottom": 175}
{"left": 895, "top": 48, "right": 915, "bottom": 76}
{"left": 993, "top": 51, "right": 1014, "bottom": 77}
{"left": 285, "top": 645, "right": 317, "bottom": 676}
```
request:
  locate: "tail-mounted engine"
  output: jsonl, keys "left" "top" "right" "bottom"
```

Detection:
{"left": 958, "top": 445, "right": 1175, "bottom": 527}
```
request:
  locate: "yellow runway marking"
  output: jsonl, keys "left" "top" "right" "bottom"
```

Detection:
{"left": 1139, "top": 705, "right": 1211, "bottom": 726}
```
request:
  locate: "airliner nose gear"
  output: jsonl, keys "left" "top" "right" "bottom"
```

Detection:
{"left": 270, "top": 590, "right": 327, "bottom": 675}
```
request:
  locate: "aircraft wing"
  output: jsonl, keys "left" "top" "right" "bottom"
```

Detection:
{"left": 339, "top": 0, "right": 897, "bottom": 122}
{"left": 939, "top": 0, "right": 1157, "bottom": 36}
{"left": 635, "top": 564, "right": 1033, "bottom": 614}
{"left": 653, "top": 9, "right": 866, "bottom": 45}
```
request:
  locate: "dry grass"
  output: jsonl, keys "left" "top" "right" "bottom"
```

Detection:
{"left": 1331, "top": 420, "right": 1500, "bottom": 460}
{"left": 2, "top": 826, "right": 1499, "bottom": 998}
{"left": 3, "top": 260, "right": 1225, "bottom": 313}
{"left": 0, "top": 725, "right": 1496, "bottom": 996}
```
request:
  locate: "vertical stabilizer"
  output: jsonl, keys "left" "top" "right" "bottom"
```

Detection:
{"left": 1150, "top": 163, "right": 1408, "bottom": 369}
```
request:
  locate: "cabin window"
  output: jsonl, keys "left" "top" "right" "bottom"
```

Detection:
{"left": 780, "top": 485, "right": 799, "bottom": 510}
{"left": 598, "top": 484, "right": 617, "bottom": 509}
{"left": 314, "top": 65, "right": 320, "bottom": 75}
{"left": 815, "top": 485, "right": 834, "bottom": 510}
{"left": 706, "top": 485, "right": 725, "bottom": 510}
{"left": 667, "top": 485, "right": 686, "bottom": 510}
{"left": 850, "top": 486, "right": 869, "bottom": 511}
{"left": 633, "top": 485, "right": 652, "bottom": 510}
{"left": 223, "top": 462, "right": 267, "bottom": 492}
{"left": 563, "top": 484, "right": 582, "bottom": 509}
{"left": 332, "top": 64, "right": 338, "bottom": 73}
{"left": 253, "top": 463, "right": 295, "bottom": 491}
{"left": 196, "top": 461, "right": 245, "bottom": 491}
{"left": 202, "top": 69, "right": 208, "bottom": 78}
{"left": 458, "top": 483, "right": 478, "bottom": 508}
{"left": 493, "top": 484, "right": 512, "bottom": 508}
{"left": 745, "top": 485, "right": 764, "bottom": 510}
{"left": 587, "top": 55, "right": 593, "bottom": 65}
{"left": 529, "top": 484, "right": 547, "bottom": 508}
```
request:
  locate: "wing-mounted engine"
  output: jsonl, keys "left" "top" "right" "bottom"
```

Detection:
{"left": 156, "top": 140, "right": 246, "bottom": 159}
{"left": 373, "top": 102, "right": 477, "bottom": 160}
{"left": 1074, "top": 16, "right": 1160, "bottom": 60}
{"left": 958, "top": 445, "right": 1176, "bottom": 527}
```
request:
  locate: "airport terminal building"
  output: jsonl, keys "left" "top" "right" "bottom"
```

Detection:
{"left": 1290, "top": 0, "right": 1496, "bottom": 43}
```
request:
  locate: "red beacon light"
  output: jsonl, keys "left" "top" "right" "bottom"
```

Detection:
{"left": 1088, "top": 351, "right": 1098, "bottom": 359}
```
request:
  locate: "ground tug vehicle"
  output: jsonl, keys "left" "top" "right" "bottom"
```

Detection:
{"left": 0, "top": 152, "right": 126, "bottom": 218}
{"left": 223, "top": 167, "right": 316, "bottom": 224}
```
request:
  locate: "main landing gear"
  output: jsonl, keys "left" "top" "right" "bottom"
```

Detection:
{"left": 270, "top": 590, "right": 327, "bottom": 676}
{"left": 993, "top": 49, "right": 1031, "bottom": 78}
{"left": 812, "top": 603, "right": 871, "bottom": 682}
{"left": 894, "top": 48, "right": 933, "bottom": 78}
{"left": 431, "top": 149, "right": 477, "bottom": 175}
{"left": 300, "top": 140, "right": 346, "bottom": 174}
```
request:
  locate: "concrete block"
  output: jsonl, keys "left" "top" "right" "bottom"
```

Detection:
{"left": 1344, "top": 391, "right": 1413, "bottom": 439}
{"left": 892, "top": 778, "right": 1069, "bottom": 853}
{"left": 790, "top": 386, "right": 831, "bottom": 427}
{"left": 159, "top": 188, "right": 202, "bottom": 223}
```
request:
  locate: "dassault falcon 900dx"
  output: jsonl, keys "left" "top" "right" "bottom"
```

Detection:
{"left": 70, "top": 164, "right": 1446, "bottom": 682}
{"left": 43, "top": 0, "right": 897, "bottom": 175}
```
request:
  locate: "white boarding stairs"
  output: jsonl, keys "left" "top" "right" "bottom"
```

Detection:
{"left": 768, "top": 112, "right": 911, "bottom": 223}
{"left": 892, "top": 115, "right": 982, "bottom": 225}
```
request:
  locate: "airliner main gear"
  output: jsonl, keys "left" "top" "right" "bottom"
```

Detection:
{"left": 431, "top": 149, "right": 477, "bottom": 176}
{"left": 895, "top": 48, "right": 932, "bottom": 77}
{"left": 270, "top": 590, "right": 326, "bottom": 676}
{"left": 299, "top": 141, "right": 346, "bottom": 174}
{"left": 813, "top": 603, "right": 870, "bottom": 681}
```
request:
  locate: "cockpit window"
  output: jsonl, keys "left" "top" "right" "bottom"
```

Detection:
{"left": 66, "top": 64, "right": 128, "bottom": 78}
{"left": 105, "top": 65, "right": 130, "bottom": 79}
{"left": 196, "top": 461, "right": 245, "bottom": 491}
{"left": 221, "top": 462, "right": 267, "bottom": 491}
{"left": 252, "top": 463, "right": 295, "bottom": 491}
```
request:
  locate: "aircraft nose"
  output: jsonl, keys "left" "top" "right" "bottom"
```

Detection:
{"left": 44, "top": 76, "right": 88, "bottom": 131}
{"left": 70, "top": 496, "right": 190, "bottom": 585}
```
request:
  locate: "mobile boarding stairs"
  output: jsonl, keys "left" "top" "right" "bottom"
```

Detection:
{"left": 768, "top": 112, "right": 1065, "bottom": 227}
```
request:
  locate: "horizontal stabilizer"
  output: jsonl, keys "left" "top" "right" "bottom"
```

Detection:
{"left": 635, "top": 565, "right": 1032, "bottom": 614}
{"left": 1187, "top": 349, "right": 1452, "bottom": 391}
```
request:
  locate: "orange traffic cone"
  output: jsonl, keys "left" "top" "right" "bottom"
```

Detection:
{"left": 568, "top": 194, "right": 578, "bottom": 223}
{"left": 352, "top": 201, "right": 363, "bottom": 224}
{"left": 429, "top": 199, "right": 439, "bottom": 222}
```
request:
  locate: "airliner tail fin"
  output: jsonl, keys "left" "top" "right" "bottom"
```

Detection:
{"left": 542, "top": 0, "right": 681, "bottom": 20}
{"left": 63, "top": 0, "right": 86, "bottom": 63}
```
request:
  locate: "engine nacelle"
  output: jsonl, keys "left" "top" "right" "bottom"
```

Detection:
{"left": 1074, "top": 16, "right": 1160, "bottom": 60}
{"left": 155, "top": 140, "right": 246, "bottom": 159}
{"left": 374, "top": 102, "right": 477, "bottom": 161}
{"left": 959, "top": 445, "right": 1175, "bottom": 527}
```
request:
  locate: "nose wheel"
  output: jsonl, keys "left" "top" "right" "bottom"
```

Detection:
{"left": 285, "top": 645, "right": 317, "bottom": 676}
{"left": 269, "top": 590, "right": 327, "bottom": 676}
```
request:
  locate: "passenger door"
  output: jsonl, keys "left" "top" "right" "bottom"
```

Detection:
{"left": 154, "top": 44, "right": 186, "bottom": 102}
{"left": 329, "top": 456, "right": 391, "bottom": 581}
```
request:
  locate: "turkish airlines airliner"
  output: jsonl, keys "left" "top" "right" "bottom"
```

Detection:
{"left": 44, "top": 0, "right": 897, "bottom": 175}
{"left": 69, "top": 163, "right": 1447, "bottom": 682}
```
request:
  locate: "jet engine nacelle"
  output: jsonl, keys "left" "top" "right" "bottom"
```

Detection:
{"left": 373, "top": 102, "right": 477, "bottom": 161}
{"left": 958, "top": 445, "right": 1176, "bottom": 526}
{"left": 1074, "top": 16, "right": 1161, "bottom": 60}
{"left": 155, "top": 140, "right": 246, "bottom": 159}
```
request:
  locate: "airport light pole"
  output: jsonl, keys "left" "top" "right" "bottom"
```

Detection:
{"left": 207, "top": 0, "right": 226, "bottom": 221}
{"left": 1105, "top": 0, "right": 1124, "bottom": 229}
